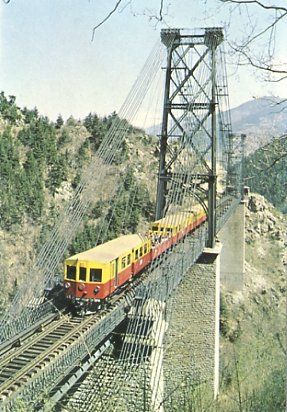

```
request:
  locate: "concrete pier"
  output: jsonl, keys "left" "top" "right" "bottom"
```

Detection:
{"left": 219, "top": 202, "right": 245, "bottom": 290}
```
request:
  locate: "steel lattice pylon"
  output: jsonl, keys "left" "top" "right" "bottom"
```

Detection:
{"left": 156, "top": 28, "right": 234, "bottom": 248}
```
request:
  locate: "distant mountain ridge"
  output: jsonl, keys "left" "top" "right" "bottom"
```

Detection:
{"left": 230, "top": 96, "right": 287, "bottom": 136}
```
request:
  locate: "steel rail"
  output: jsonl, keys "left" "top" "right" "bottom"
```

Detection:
{"left": 0, "top": 311, "right": 61, "bottom": 359}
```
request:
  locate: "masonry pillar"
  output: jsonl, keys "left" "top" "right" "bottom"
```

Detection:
{"left": 163, "top": 242, "right": 222, "bottom": 407}
{"left": 198, "top": 242, "right": 222, "bottom": 397}
{"left": 219, "top": 202, "right": 245, "bottom": 290}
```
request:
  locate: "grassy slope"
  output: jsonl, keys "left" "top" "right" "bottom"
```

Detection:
{"left": 218, "top": 194, "right": 286, "bottom": 411}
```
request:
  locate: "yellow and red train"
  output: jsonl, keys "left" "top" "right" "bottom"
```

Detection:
{"left": 64, "top": 205, "right": 206, "bottom": 313}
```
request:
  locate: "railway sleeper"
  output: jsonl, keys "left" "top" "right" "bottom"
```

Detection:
{"left": 23, "top": 349, "right": 43, "bottom": 356}
{"left": 15, "top": 351, "right": 39, "bottom": 360}
{"left": 31, "top": 343, "right": 51, "bottom": 350}
{"left": 53, "top": 327, "right": 74, "bottom": 334}
{"left": 0, "top": 373, "right": 14, "bottom": 383}
{"left": 38, "top": 338, "right": 56, "bottom": 345}
{"left": 4, "top": 361, "right": 25, "bottom": 370}
{"left": 46, "top": 332, "right": 67, "bottom": 339}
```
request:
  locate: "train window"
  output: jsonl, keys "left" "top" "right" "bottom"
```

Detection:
{"left": 80, "top": 267, "right": 86, "bottom": 281}
{"left": 90, "top": 268, "right": 102, "bottom": 282}
{"left": 144, "top": 244, "right": 147, "bottom": 254}
{"left": 140, "top": 247, "right": 143, "bottom": 257}
{"left": 66, "top": 265, "right": 76, "bottom": 280}
{"left": 135, "top": 249, "right": 139, "bottom": 260}
{"left": 151, "top": 225, "right": 158, "bottom": 231}
{"left": 127, "top": 254, "right": 131, "bottom": 265}
{"left": 122, "top": 257, "right": 126, "bottom": 269}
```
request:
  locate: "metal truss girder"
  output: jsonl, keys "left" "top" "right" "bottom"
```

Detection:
{"left": 176, "top": 35, "right": 205, "bottom": 46}
{"left": 45, "top": 339, "right": 112, "bottom": 410}
{"left": 169, "top": 48, "right": 209, "bottom": 102}
{"left": 173, "top": 172, "right": 210, "bottom": 182}
{"left": 165, "top": 110, "right": 212, "bottom": 173}
{"left": 161, "top": 28, "right": 224, "bottom": 48}
{"left": 163, "top": 172, "right": 210, "bottom": 184}
{"left": 168, "top": 102, "right": 211, "bottom": 111}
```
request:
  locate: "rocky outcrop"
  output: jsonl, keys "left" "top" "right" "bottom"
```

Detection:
{"left": 245, "top": 193, "right": 286, "bottom": 243}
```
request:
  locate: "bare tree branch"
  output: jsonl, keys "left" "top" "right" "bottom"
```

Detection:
{"left": 230, "top": 43, "right": 287, "bottom": 75}
{"left": 239, "top": 11, "right": 286, "bottom": 50}
{"left": 222, "top": 0, "right": 287, "bottom": 88}
{"left": 159, "top": 0, "right": 164, "bottom": 20}
{"left": 221, "top": 0, "right": 286, "bottom": 13}
{"left": 91, "top": 0, "right": 125, "bottom": 41}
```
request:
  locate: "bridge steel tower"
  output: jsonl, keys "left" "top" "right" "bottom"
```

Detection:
{"left": 156, "top": 28, "right": 225, "bottom": 248}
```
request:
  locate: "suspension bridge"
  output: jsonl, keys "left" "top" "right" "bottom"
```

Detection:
{"left": 0, "top": 27, "right": 245, "bottom": 411}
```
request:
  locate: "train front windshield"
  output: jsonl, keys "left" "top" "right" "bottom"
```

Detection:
{"left": 66, "top": 265, "right": 76, "bottom": 280}
{"left": 90, "top": 268, "right": 102, "bottom": 282}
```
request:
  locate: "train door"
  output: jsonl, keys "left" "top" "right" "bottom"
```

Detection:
{"left": 111, "top": 261, "right": 115, "bottom": 294}
{"left": 115, "top": 258, "right": 119, "bottom": 288}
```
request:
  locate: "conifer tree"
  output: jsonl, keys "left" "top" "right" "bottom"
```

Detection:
{"left": 23, "top": 150, "right": 45, "bottom": 219}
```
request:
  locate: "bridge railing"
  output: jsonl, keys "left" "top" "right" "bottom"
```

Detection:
{"left": 216, "top": 195, "right": 242, "bottom": 233}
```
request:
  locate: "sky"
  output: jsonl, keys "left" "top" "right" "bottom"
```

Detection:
{"left": 0, "top": 0, "right": 286, "bottom": 124}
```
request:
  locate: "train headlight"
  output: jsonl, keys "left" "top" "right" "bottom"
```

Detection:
{"left": 78, "top": 283, "right": 86, "bottom": 292}
{"left": 65, "top": 282, "right": 71, "bottom": 289}
{"left": 94, "top": 286, "right": 100, "bottom": 294}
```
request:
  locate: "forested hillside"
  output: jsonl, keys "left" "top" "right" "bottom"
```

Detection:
{"left": 0, "top": 92, "right": 157, "bottom": 315}
{"left": 243, "top": 136, "right": 287, "bottom": 213}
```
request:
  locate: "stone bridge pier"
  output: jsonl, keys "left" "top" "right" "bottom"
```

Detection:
{"left": 219, "top": 201, "right": 245, "bottom": 291}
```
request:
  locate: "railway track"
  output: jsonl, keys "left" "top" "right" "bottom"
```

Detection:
{"left": 0, "top": 312, "right": 81, "bottom": 403}
{"left": 0, "top": 296, "right": 129, "bottom": 410}
{"left": 0, "top": 311, "right": 61, "bottom": 359}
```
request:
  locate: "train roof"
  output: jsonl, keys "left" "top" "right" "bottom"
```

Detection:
{"left": 65, "top": 234, "right": 145, "bottom": 264}
{"left": 151, "top": 212, "right": 192, "bottom": 226}
{"left": 151, "top": 206, "right": 204, "bottom": 227}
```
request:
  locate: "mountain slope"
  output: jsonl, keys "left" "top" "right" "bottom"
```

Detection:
{"left": 219, "top": 193, "right": 286, "bottom": 411}
{"left": 230, "top": 97, "right": 287, "bottom": 152}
